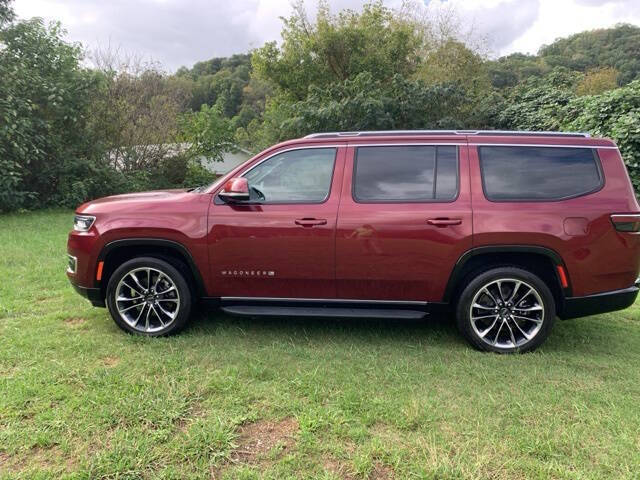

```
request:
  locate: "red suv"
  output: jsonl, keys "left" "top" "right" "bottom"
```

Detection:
{"left": 67, "top": 130, "right": 640, "bottom": 352}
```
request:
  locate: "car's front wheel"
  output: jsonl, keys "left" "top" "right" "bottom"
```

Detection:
{"left": 456, "top": 267, "right": 556, "bottom": 353}
{"left": 106, "top": 257, "right": 192, "bottom": 336}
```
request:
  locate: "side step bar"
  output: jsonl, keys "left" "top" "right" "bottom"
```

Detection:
{"left": 211, "top": 297, "right": 451, "bottom": 319}
{"left": 221, "top": 305, "right": 427, "bottom": 319}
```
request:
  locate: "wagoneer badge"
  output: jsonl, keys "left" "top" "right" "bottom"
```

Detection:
{"left": 221, "top": 270, "right": 275, "bottom": 277}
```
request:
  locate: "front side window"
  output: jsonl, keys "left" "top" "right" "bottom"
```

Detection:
{"left": 353, "top": 145, "right": 458, "bottom": 202}
{"left": 242, "top": 148, "right": 336, "bottom": 203}
{"left": 479, "top": 146, "right": 603, "bottom": 201}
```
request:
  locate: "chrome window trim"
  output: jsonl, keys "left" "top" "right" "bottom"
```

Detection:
{"left": 471, "top": 143, "right": 617, "bottom": 150}
{"left": 347, "top": 142, "right": 466, "bottom": 147}
{"left": 207, "top": 142, "right": 617, "bottom": 197}
{"left": 478, "top": 145, "right": 605, "bottom": 202}
{"left": 351, "top": 144, "right": 460, "bottom": 204}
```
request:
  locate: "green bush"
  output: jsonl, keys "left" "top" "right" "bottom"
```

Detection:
{"left": 0, "top": 18, "right": 101, "bottom": 210}
{"left": 566, "top": 80, "right": 640, "bottom": 191}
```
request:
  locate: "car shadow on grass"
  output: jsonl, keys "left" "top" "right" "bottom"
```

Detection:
{"left": 179, "top": 307, "right": 629, "bottom": 355}
{"left": 188, "top": 308, "right": 472, "bottom": 350}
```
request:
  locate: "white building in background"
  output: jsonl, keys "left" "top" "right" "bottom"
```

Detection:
{"left": 200, "top": 148, "right": 252, "bottom": 175}
{"left": 108, "top": 143, "right": 253, "bottom": 175}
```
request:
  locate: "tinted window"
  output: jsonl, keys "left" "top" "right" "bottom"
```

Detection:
{"left": 479, "top": 146, "right": 602, "bottom": 201}
{"left": 353, "top": 146, "right": 458, "bottom": 202}
{"left": 243, "top": 148, "right": 336, "bottom": 203}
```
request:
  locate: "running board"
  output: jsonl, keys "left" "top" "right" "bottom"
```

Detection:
{"left": 221, "top": 305, "right": 427, "bottom": 319}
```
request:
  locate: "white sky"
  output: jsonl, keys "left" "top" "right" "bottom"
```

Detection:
{"left": 12, "top": 0, "right": 640, "bottom": 71}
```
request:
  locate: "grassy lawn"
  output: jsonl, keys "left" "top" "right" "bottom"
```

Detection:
{"left": 1, "top": 210, "right": 640, "bottom": 479}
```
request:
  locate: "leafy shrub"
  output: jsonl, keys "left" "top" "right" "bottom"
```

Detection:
{"left": 0, "top": 18, "right": 100, "bottom": 210}
{"left": 566, "top": 80, "right": 640, "bottom": 191}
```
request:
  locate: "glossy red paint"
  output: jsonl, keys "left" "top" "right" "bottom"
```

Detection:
{"left": 467, "top": 141, "right": 640, "bottom": 297}
{"left": 223, "top": 177, "right": 249, "bottom": 194}
{"left": 67, "top": 132, "right": 640, "bottom": 312}
{"left": 335, "top": 142, "right": 472, "bottom": 301}
{"left": 206, "top": 147, "right": 346, "bottom": 298}
{"left": 68, "top": 189, "right": 212, "bottom": 293}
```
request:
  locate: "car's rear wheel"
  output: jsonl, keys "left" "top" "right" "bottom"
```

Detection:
{"left": 456, "top": 267, "right": 555, "bottom": 353}
{"left": 106, "top": 257, "right": 192, "bottom": 336}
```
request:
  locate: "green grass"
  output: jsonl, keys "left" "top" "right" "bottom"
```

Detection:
{"left": 1, "top": 210, "right": 640, "bottom": 479}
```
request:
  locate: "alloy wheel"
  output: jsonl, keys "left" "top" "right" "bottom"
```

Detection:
{"left": 469, "top": 278, "right": 544, "bottom": 350}
{"left": 114, "top": 267, "right": 181, "bottom": 333}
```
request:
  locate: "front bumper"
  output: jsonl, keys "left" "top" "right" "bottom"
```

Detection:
{"left": 559, "top": 284, "right": 639, "bottom": 319}
{"left": 70, "top": 281, "right": 105, "bottom": 308}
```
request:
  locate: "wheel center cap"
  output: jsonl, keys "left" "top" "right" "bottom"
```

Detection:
{"left": 500, "top": 307, "right": 510, "bottom": 316}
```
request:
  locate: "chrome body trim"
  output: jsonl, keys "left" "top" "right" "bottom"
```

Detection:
{"left": 611, "top": 214, "right": 640, "bottom": 221}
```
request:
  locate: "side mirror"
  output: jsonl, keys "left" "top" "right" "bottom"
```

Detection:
{"left": 219, "top": 177, "right": 250, "bottom": 202}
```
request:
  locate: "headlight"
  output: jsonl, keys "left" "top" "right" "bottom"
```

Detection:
{"left": 73, "top": 214, "right": 96, "bottom": 232}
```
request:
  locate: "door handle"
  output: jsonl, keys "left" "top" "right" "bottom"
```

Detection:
{"left": 295, "top": 218, "right": 327, "bottom": 227}
{"left": 427, "top": 218, "right": 462, "bottom": 227}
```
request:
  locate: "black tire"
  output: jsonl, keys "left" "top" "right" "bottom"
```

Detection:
{"left": 106, "top": 257, "right": 192, "bottom": 336}
{"left": 455, "top": 267, "right": 556, "bottom": 353}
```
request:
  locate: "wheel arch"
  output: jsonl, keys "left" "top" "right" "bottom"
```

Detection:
{"left": 443, "top": 245, "right": 570, "bottom": 313}
{"left": 97, "top": 238, "right": 207, "bottom": 300}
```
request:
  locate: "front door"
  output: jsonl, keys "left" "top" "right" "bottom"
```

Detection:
{"left": 335, "top": 143, "right": 473, "bottom": 302}
{"left": 208, "top": 146, "right": 345, "bottom": 299}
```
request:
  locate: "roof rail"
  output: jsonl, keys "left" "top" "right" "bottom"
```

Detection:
{"left": 304, "top": 130, "right": 591, "bottom": 139}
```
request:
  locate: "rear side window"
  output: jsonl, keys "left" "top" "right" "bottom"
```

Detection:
{"left": 479, "top": 146, "right": 603, "bottom": 201}
{"left": 353, "top": 145, "right": 458, "bottom": 202}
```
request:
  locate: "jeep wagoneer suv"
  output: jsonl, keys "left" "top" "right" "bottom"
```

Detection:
{"left": 67, "top": 130, "right": 640, "bottom": 352}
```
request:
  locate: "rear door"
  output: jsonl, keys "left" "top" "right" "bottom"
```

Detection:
{"left": 335, "top": 141, "right": 472, "bottom": 302}
{"left": 208, "top": 145, "right": 345, "bottom": 299}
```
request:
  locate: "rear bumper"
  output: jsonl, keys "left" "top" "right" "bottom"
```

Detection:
{"left": 559, "top": 285, "right": 638, "bottom": 319}
{"left": 70, "top": 281, "right": 105, "bottom": 308}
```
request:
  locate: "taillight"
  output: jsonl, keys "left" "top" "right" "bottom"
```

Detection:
{"left": 611, "top": 214, "right": 640, "bottom": 232}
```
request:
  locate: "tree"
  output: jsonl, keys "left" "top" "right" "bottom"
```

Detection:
{"left": 539, "top": 24, "right": 640, "bottom": 85}
{"left": 176, "top": 53, "right": 253, "bottom": 114}
{"left": 416, "top": 40, "right": 489, "bottom": 90}
{"left": 0, "top": 0, "right": 14, "bottom": 26}
{"left": 486, "top": 53, "right": 548, "bottom": 88}
{"left": 575, "top": 67, "right": 619, "bottom": 96}
{"left": 248, "top": 72, "right": 466, "bottom": 148}
{"left": 252, "top": 1, "right": 422, "bottom": 100}
{"left": 414, "top": 38, "right": 492, "bottom": 123}
{"left": 90, "top": 51, "right": 191, "bottom": 175}
{"left": 497, "top": 69, "right": 582, "bottom": 131}
{"left": 566, "top": 80, "right": 640, "bottom": 191}
{"left": 180, "top": 104, "right": 235, "bottom": 163}
{"left": 0, "top": 17, "right": 102, "bottom": 210}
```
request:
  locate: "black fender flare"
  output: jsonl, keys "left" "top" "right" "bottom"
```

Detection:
{"left": 97, "top": 238, "right": 207, "bottom": 296}
{"left": 442, "top": 245, "right": 570, "bottom": 302}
